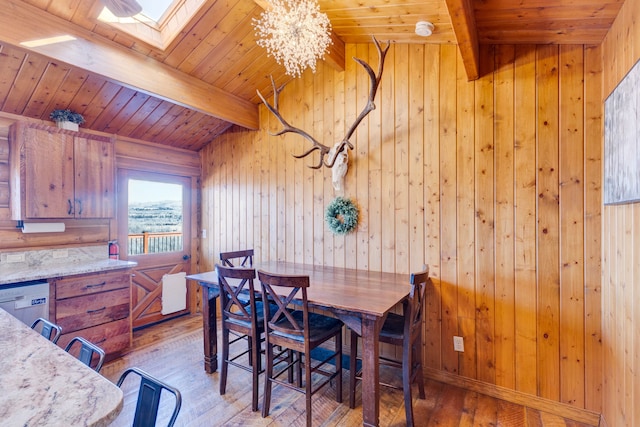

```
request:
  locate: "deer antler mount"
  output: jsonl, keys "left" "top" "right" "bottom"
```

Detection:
{"left": 256, "top": 37, "right": 390, "bottom": 170}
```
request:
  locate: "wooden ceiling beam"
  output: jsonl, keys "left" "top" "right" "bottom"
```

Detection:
{"left": 0, "top": 0, "right": 259, "bottom": 130}
{"left": 253, "top": 0, "right": 345, "bottom": 72}
{"left": 444, "top": 0, "right": 480, "bottom": 81}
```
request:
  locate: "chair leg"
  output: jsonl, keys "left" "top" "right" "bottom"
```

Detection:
{"left": 305, "top": 350, "right": 312, "bottom": 427}
{"left": 296, "top": 351, "right": 302, "bottom": 388}
{"left": 220, "top": 327, "right": 229, "bottom": 395}
{"left": 402, "top": 339, "right": 414, "bottom": 427}
{"left": 251, "top": 333, "right": 260, "bottom": 411}
{"left": 349, "top": 330, "right": 358, "bottom": 409}
{"left": 336, "top": 330, "right": 342, "bottom": 403}
{"left": 414, "top": 336, "right": 425, "bottom": 400}
{"left": 262, "top": 342, "right": 274, "bottom": 418}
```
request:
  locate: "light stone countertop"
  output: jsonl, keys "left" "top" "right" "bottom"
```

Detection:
{"left": 0, "top": 246, "right": 136, "bottom": 285}
{"left": 0, "top": 308, "right": 123, "bottom": 426}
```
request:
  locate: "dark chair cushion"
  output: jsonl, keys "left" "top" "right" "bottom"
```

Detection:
{"left": 226, "top": 301, "right": 278, "bottom": 328}
{"left": 379, "top": 312, "right": 405, "bottom": 341}
{"left": 271, "top": 310, "right": 343, "bottom": 343}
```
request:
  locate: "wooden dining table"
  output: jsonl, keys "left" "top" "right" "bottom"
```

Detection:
{"left": 187, "top": 261, "right": 412, "bottom": 427}
{"left": 0, "top": 308, "right": 123, "bottom": 426}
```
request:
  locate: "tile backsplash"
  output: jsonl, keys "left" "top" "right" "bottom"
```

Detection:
{"left": 0, "top": 245, "right": 108, "bottom": 272}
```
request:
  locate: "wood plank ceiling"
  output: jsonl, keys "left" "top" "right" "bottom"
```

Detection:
{"left": 0, "top": 0, "right": 625, "bottom": 151}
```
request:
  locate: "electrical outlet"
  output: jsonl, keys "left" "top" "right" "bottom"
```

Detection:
{"left": 201, "top": 229, "right": 207, "bottom": 239}
{"left": 52, "top": 249, "right": 68, "bottom": 258}
{"left": 453, "top": 336, "right": 464, "bottom": 352}
{"left": 6, "top": 253, "right": 25, "bottom": 263}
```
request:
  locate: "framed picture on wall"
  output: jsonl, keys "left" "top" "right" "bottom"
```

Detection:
{"left": 604, "top": 57, "right": 640, "bottom": 205}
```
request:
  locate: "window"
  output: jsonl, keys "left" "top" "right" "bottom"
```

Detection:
{"left": 127, "top": 179, "right": 183, "bottom": 255}
{"left": 97, "top": 0, "right": 206, "bottom": 50}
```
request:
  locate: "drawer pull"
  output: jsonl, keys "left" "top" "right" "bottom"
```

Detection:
{"left": 85, "top": 282, "right": 107, "bottom": 290}
{"left": 87, "top": 306, "right": 106, "bottom": 314}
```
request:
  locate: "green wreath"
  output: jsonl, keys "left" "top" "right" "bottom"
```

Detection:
{"left": 325, "top": 197, "right": 359, "bottom": 234}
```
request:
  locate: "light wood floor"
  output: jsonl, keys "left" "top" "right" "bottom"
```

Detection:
{"left": 101, "top": 315, "right": 593, "bottom": 427}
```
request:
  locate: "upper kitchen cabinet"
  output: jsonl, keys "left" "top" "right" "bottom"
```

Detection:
{"left": 9, "top": 122, "right": 115, "bottom": 220}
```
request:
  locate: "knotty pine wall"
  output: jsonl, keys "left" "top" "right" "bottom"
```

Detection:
{"left": 601, "top": 0, "right": 640, "bottom": 425}
{"left": 200, "top": 42, "right": 603, "bottom": 415}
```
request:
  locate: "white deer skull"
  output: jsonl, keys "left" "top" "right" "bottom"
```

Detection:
{"left": 329, "top": 143, "right": 348, "bottom": 191}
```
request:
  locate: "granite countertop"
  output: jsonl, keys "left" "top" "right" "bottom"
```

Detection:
{"left": 0, "top": 308, "right": 123, "bottom": 426}
{"left": 0, "top": 246, "right": 137, "bottom": 286}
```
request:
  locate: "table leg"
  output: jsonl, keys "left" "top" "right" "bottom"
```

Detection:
{"left": 201, "top": 289, "right": 218, "bottom": 373}
{"left": 360, "top": 315, "right": 382, "bottom": 427}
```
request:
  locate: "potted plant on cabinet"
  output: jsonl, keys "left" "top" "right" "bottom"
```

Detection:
{"left": 49, "top": 109, "right": 85, "bottom": 131}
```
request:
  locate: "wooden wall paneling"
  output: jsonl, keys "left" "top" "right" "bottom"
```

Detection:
{"left": 494, "top": 44, "right": 516, "bottom": 390}
{"left": 456, "top": 48, "right": 477, "bottom": 379}
{"left": 293, "top": 77, "right": 305, "bottom": 265}
{"left": 260, "top": 106, "right": 271, "bottom": 264}
{"left": 423, "top": 43, "right": 442, "bottom": 371}
{"left": 439, "top": 44, "right": 459, "bottom": 375}
{"left": 582, "top": 44, "right": 602, "bottom": 414}
{"left": 474, "top": 43, "right": 496, "bottom": 384}
{"left": 322, "top": 63, "right": 335, "bottom": 266}
{"left": 622, "top": 205, "right": 634, "bottom": 427}
{"left": 559, "top": 45, "right": 586, "bottom": 407}
{"left": 394, "top": 43, "right": 410, "bottom": 275}
{"left": 334, "top": 63, "right": 348, "bottom": 269}
{"left": 381, "top": 45, "right": 396, "bottom": 273}
{"left": 536, "top": 44, "right": 561, "bottom": 402}
{"left": 633, "top": 206, "right": 640, "bottom": 427}
{"left": 513, "top": 45, "right": 537, "bottom": 395}
{"left": 217, "top": 133, "right": 228, "bottom": 257}
{"left": 367, "top": 41, "right": 383, "bottom": 272}
{"left": 238, "top": 127, "right": 248, "bottom": 252}
{"left": 199, "top": 42, "right": 605, "bottom": 419}
{"left": 601, "top": 206, "right": 614, "bottom": 425}
{"left": 199, "top": 144, "right": 212, "bottom": 270}
{"left": 0, "top": 220, "right": 110, "bottom": 249}
{"left": 312, "top": 67, "right": 324, "bottom": 265}
{"left": 353, "top": 43, "right": 369, "bottom": 271}
{"left": 613, "top": 206, "right": 624, "bottom": 426}
{"left": 408, "top": 44, "right": 425, "bottom": 274}
{"left": 302, "top": 73, "right": 315, "bottom": 265}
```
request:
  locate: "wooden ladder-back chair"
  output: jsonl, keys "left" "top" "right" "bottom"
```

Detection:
{"left": 349, "top": 267, "right": 430, "bottom": 427}
{"left": 257, "top": 270, "right": 343, "bottom": 427}
{"left": 216, "top": 263, "right": 264, "bottom": 411}
{"left": 30, "top": 317, "right": 62, "bottom": 344}
{"left": 219, "top": 249, "right": 254, "bottom": 267}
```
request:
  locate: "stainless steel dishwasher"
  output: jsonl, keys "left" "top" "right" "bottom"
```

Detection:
{"left": 0, "top": 280, "right": 50, "bottom": 326}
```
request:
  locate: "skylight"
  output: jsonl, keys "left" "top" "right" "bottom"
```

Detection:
{"left": 138, "top": 0, "right": 174, "bottom": 23}
{"left": 98, "top": 0, "right": 206, "bottom": 50}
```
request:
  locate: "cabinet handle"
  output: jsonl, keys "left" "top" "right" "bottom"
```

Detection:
{"left": 84, "top": 281, "right": 107, "bottom": 290}
{"left": 87, "top": 306, "right": 106, "bottom": 314}
{"left": 67, "top": 199, "right": 73, "bottom": 215}
{"left": 76, "top": 198, "right": 83, "bottom": 216}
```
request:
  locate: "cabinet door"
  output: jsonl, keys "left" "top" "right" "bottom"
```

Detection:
{"left": 73, "top": 135, "right": 115, "bottom": 218}
{"left": 23, "top": 126, "right": 75, "bottom": 218}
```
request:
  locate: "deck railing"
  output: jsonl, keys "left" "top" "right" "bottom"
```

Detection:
{"left": 128, "top": 231, "right": 183, "bottom": 255}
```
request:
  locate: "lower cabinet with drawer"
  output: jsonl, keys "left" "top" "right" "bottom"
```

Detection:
{"left": 50, "top": 269, "right": 132, "bottom": 359}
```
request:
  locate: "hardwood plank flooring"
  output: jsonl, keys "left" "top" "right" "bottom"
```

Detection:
{"left": 101, "top": 315, "right": 593, "bottom": 427}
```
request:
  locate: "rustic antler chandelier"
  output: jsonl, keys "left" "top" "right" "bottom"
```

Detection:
{"left": 253, "top": 0, "right": 332, "bottom": 78}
